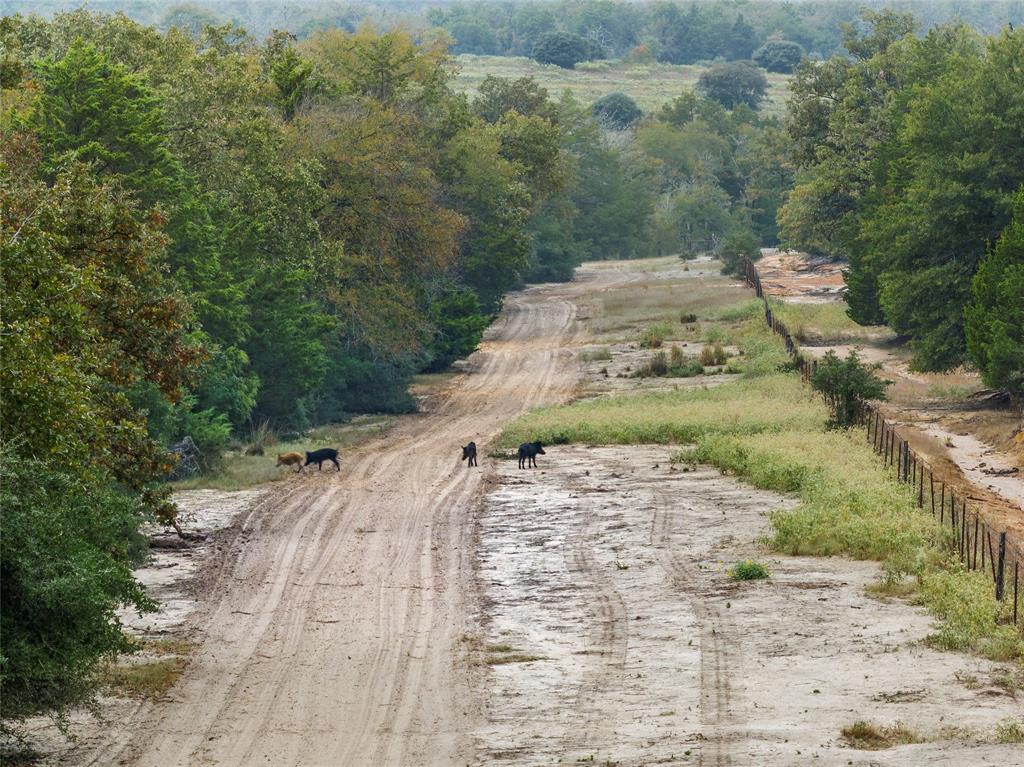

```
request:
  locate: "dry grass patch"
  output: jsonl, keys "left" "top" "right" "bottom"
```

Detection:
{"left": 486, "top": 653, "right": 546, "bottom": 666}
{"left": 995, "top": 718, "right": 1024, "bottom": 743}
{"left": 840, "top": 720, "right": 924, "bottom": 750}
{"left": 101, "top": 657, "right": 187, "bottom": 700}
{"left": 768, "top": 299, "right": 893, "bottom": 345}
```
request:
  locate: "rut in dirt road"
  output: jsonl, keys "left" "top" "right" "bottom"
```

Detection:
{"left": 90, "top": 276, "right": 616, "bottom": 767}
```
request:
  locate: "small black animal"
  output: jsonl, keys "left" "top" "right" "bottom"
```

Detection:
{"left": 304, "top": 447, "right": 340, "bottom": 472}
{"left": 517, "top": 441, "right": 545, "bottom": 469}
{"left": 462, "top": 442, "right": 478, "bottom": 467}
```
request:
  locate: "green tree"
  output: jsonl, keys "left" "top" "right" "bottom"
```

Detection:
{"left": 473, "top": 75, "right": 558, "bottom": 124}
{"left": 31, "top": 41, "right": 184, "bottom": 207}
{"left": 753, "top": 39, "right": 805, "bottom": 72}
{"left": 965, "top": 191, "right": 1024, "bottom": 402}
{"left": 532, "top": 31, "right": 592, "bottom": 69}
{"left": 697, "top": 60, "right": 768, "bottom": 110}
{"left": 270, "top": 43, "right": 315, "bottom": 121}
{"left": 1, "top": 141, "right": 200, "bottom": 723}
{"left": 591, "top": 92, "right": 642, "bottom": 129}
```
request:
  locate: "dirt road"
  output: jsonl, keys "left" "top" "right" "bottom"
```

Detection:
{"left": 89, "top": 273, "right": 611, "bottom": 767}
{"left": 50, "top": 260, "right": 1022, "bottom": 767}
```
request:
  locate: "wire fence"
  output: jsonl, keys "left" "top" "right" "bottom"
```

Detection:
{"left": 741, "top": 255, "right": 1022, "bottom": 628}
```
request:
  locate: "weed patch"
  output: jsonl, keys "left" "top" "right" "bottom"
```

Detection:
{"left": 639, "top": 323, "right": 671, "bottom": 348}
{"left": 729, "top": 560, "right": 770, "bottom": 580}
{"left": 995, "top": 718, "right": 1024, "bottom": 743}
{"left": 840, "top": 720, "right": 923, "bottom": 749}
{"left": 581, "top": 347, "right": 613, "bottom": 362}
{"left": 101, "top": 657, "right": 187, "bottom": 700}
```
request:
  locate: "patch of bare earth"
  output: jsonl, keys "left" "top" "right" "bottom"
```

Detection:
{"left": 470, "top": 445, "right": 1024, "bottom": 766}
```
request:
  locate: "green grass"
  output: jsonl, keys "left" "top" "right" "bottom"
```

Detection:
{"left": 451, "top": 55, "right": 792, "bottom": 116}
{"left": 173, "top": 415, "right": 393, "bottom": 491}
{"left": 768, "top": 299, "right": 893, "bottom": 345}
{"left": 498, "top": 315, "right": 1024, "bottom": 662}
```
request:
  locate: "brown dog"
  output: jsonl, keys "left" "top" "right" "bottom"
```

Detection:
{"left": 276, "top": 452, "right": 304, "bottom": 472}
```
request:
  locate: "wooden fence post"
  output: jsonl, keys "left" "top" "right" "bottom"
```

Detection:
{"left": 972, "top": 515, "right": 979, "bottom": 569}
{"left": 996, "top": 533, "right": 1006, "bottom": 601}
{"left": 1014, "top": 561, "right": 1019, "bottom": 624}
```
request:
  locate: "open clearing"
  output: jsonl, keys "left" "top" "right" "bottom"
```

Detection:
{"left": 451, "top": 54, "right": 792, "bottom": 115}
{"left": 30, "top": 258, "right": 1024, "bottom": 767}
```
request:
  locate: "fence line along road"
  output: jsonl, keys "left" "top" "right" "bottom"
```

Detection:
{"left": 740, "top": 255, "right": 1022, "bottom": 628}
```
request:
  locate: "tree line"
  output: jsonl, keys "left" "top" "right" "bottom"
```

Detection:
{"left": 781, "top": 11, "right": 1024, "bottom": 396}
{"left": 8, "top": 1, "right": 1024, "bottom": 66}
{"left": 0, "top": 9, "right": 650, "bottom": 725}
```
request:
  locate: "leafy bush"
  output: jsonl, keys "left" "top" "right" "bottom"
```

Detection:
{"left": 0, "top": 450, "right": 151, "bottom": 724}
{"left": 696, "top": 60, "right": 768, "bottom": 109}
{"left": 532, "top": 31, "right": 594, "bottom": 69}
{"left": 753, "top": 39, "right": 805, "bottom": 73}
{"left": 718, "top": 225, "right": 761, "bottom": 276}
{"left": 810, "top": 350, "right": 888, "bottom": 428}
{"left": 729, "top": 560, "right": 770, "bottom": 580}
{"left": 591, "top": 92, "right": 642, "bottom": 129}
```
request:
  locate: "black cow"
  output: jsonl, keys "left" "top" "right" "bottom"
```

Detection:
{"left": 517, "top": 441, "right": 545, "bottom": 469}
{"left": 304, "top": 447, "right": 341, "bottom": 472}
{"left": 462, "top": 442, "right": 478, "bottom": 467}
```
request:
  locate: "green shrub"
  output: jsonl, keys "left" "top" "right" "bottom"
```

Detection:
{"left": 0, "top": 449, "right": 152, "bottom": 725}
{"left": 729, "top": 560, "right": 770, "bottom": 580}
{"left": 640, "top": 323, "right": 671, "bottom": 348}
{"left": 811, "top": 349, "right": 888, "bottom": 428}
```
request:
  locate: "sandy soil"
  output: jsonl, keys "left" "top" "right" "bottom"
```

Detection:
{"left": 757, "top": 249, "right": 846, "bottom": 300}
{"left": 471, "top": 446, "right": 1024, "bottom": 766}
{"left": 30, "top": 258, "right": 1024, "bottom": 767}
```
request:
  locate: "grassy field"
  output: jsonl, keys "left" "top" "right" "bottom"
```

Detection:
{"left": 451, "top": 55, "right": 792, "bottom": 116}
{"left": 500, "top": 266, "right": 1023, "bottom": 661}
{"left": 768, "top": 299, "right": 895, "bottom": 345}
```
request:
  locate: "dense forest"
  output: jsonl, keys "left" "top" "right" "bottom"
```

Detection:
{"left": 7, "top": 0, "right": 1024, "bottom": 62}
{"left": 1, "top": 0, "right": 1022, "bottom": 735}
